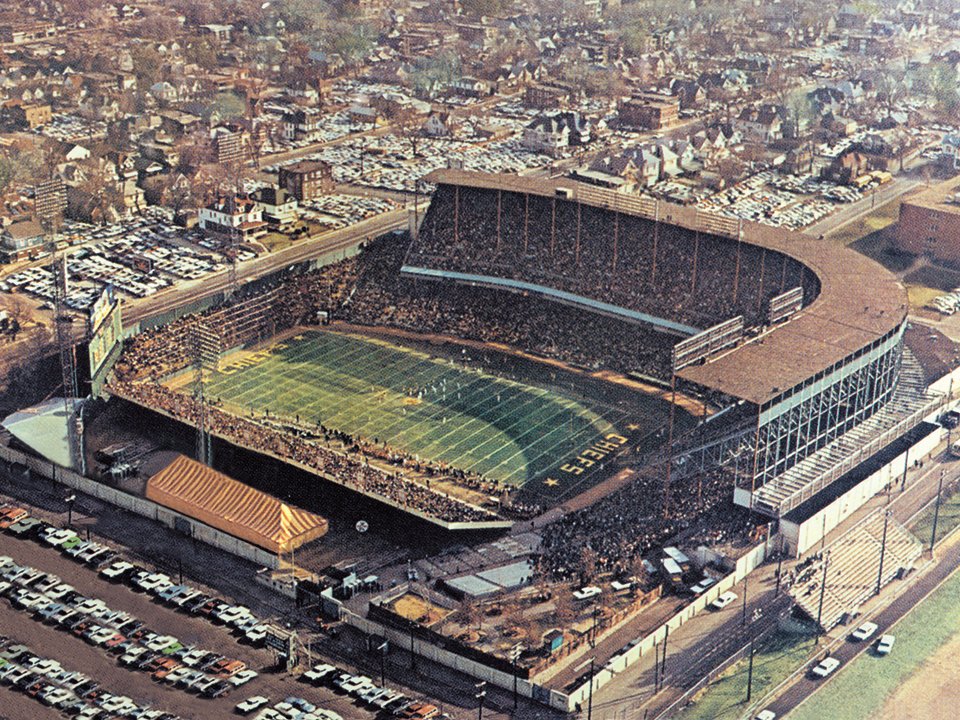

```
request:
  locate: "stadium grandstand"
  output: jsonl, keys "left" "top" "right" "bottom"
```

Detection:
{"left": 109, "top": 169, "right": 942, "bottom": 555}
{"left": 402, "top": 170, "right": 939, "bottom": 528}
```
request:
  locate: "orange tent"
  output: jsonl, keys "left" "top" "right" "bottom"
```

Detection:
{"left": 146, "top": 454, "right": 328, "bottom": 554}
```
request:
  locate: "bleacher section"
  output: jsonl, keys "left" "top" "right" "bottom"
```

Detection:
{"left": 788, "top": 510, "right": 922, "bottom": 630}
{"left": 751, "top": 351, "right": 939, "bottom": 516}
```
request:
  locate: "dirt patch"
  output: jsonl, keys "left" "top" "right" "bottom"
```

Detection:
{"left": 876, "top": 631, "right": 960, "bottom": 720}
{"left": 388, "top": 592, "right": 451, "bottom": 626}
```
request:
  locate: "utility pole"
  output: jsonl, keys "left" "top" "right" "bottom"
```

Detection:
{"left": 876, "top": 510, "right": 891, "bottom": 596}
{"left": 587, "top": 657, "right": 595, "bottom": 720}
{"left": 409, "top": 620, "right": 416, "bottom": 671}
{"left": 741, "top": 572, "right": 749, "bottom": 627}
{"left": 931, "top": 469, "right": 945, "bottom": 552}
{"left": 660, "top": 624, "right": 669, "bottom": 688}
{"left": 816, "top": 551, "right": 831, "bottom": 634}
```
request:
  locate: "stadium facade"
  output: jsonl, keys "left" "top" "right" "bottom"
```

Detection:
{"left": 408, "top": 171, "right": 929, "bottom": 522}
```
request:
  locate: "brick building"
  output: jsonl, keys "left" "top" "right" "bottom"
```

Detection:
{"left": 897, "top": 176, "right": 960, "bottom": 265}
{"left": 278, "top": 160, "right": 335, "bottom": 201}
{"left": 617, "top": 94, "right": 679, "bottom": 131}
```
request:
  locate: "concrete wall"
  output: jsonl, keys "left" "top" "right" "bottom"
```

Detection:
{"left": 782, "top": 425, "right": 943, "bottom": 556}
{"left": 0, "top": 444, "right": 280, "bottom": 569}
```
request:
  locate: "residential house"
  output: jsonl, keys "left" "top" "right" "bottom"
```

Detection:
{"left": 281, "top": 107, "right": 324, "bottom": 142}
{"left": 0, "top": 218, "right": 45, "bottom": 262}
{"left": 522, "top": 112, "right": 591, "bottom": 157}
{"left": 734, "top": 106, "right": 784, "bottom": 144}
{"left": 423, "top": 112, "right": 454, "bottom": 137}
{"left": 941, "top": 134, "right": 960, "bottom": 169}
{"left": 198, "top": 196, "right": 268, "bottom": 240}
{"left": 253, "top": 187, "right": 298, "bottom": 229}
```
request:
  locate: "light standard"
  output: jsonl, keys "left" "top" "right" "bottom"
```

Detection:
{"left": 474, "top": 682, "right": 487, "bottom": 720}
{"left": 931, "top": 469, "right": 946, "bottom": 552}
{"left": 875, "top": 509, "right": 892, "bottom": 595}
{"left": 510, "top": 643, "right": 524, "bottom": 708}
{"left": 816, "top": 550, "right": 831, "bottom": 634}
{"left": 746, "top": 608, "right": 763, "bottom": 702}
{"left": 378, "top": 641, "right": 388, "bottom": 687}
{"left": 65, "top": 494, "right": 76, "bottom": 527}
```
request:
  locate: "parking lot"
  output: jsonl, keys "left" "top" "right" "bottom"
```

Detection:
{"left": 0, "top": 209, "right": 228, "bottom": 311}
{"left": 0, "top": 510, "right": 387, "bottom": 720}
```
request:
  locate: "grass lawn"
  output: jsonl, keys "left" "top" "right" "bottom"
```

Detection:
{"left": 675, "top": 620, "right": 819, "bottom": 720}
{"left": 187, "top": 329, "right": 669, "bottom": 502}
{"left": 908, "top": 481, "right": 960, "bottom": 549}
{"left": 790, "top": 558, "right": 960, "bottom": 720}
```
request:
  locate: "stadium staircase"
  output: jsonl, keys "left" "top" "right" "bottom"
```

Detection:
{"left": 751, "top": 351, "right": 940, "bottom": 517}
{"left": 788, "top": 509, "right": 923, "bottom": 631}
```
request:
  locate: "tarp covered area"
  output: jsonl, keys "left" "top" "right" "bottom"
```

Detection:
{"left": 146, "top": 454, "right": 328, "bottom": 554}
{"left": 2, "top": 398, "right": 80, "bottom": 470}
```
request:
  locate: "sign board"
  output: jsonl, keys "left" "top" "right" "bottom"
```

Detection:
{"left": 671, "top": 316, "right": 744, "bottom": 373}
{"left": 264, "top": 625, "right": 298, "bottom": 658}
{"left": 87, "top": 285, "right": 122, "bottom": 397}
{"left": 768, "top": 286, "right": 803, "bottom": 325}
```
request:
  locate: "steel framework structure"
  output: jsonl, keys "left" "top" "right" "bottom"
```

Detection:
{"left": 749, "top": 321, "right": 905, "bottom": 490}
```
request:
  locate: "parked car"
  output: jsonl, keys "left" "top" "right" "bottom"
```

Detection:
{"left": 810, "top": 657, "right": 840, "bottom": 678}
{"left": 876, "top": 634, "right": 895, "bottom": 655}
{"left": 710, "top": 592, "right": 738, "bottom": 610}
{"left": 851, "top": 622, "right": 878, "bottom": 641}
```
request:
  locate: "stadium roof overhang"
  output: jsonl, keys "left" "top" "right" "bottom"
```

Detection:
{"left": 425, "top": 170, "right": 908, "bottom": 406}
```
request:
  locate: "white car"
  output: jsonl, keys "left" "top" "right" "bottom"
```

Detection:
{"left": 303, "top": 663, "right": 336, "bottom": 684}
{"left": 42, "top": 529, "right": 78, "bottom": 547}
{"left": 876, "top": 634, "right": 895, "bottom": 655}
{"left": 573, "top": 586, "right": 602, "bottom": 601}
{"left": 144, "top": 634, "right": 178, "bottom": 652}
{"left": 236, "top": 696, "right": 271, "bottom": 715}
{"left": 755, "top": 711, "right": 776, "bottom": 720}
{"left": 229, "top": 669, "right": 259, "bottom": 687}
{"left": 811, "top": 657, "right": 841, "bottom": 678}
{"left": 710, "top": 592, "right": 738, "bottom": 610}
{"left": 851, "top": 622, "right": 878, "bottom": 641}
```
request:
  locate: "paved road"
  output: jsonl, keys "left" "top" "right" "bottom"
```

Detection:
{"left": 805, "top": 175, "right": 922, "bottom": 239}
{"left": 765, "top": 529, "right": 960, "bottom": 717}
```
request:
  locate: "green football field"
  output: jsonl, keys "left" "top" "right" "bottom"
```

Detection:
{"left": 190, "top": 329, "right": 672, "bottom": 502}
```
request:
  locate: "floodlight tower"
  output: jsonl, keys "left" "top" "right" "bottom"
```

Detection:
{"left": 40, "top": 179, "right": 83, "bottom": 474}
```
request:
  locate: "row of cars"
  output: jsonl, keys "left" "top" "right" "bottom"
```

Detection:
{"left": 0, "top": 548, "right": 256, "bottom": 702}
{"left": 236, "top": 693, "right": 344, "bottom": 720}
{"left": 0, "top": 638, "right": 179, "bottom": 720}
{"left": 0, "top": 506, "right": 263, "bottom": 699}
{"left": 298, "top": 662, "right": 439, "bottom": 720}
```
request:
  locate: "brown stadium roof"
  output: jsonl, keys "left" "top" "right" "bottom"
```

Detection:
{"left": 146, "top": 454, "right": 328, "bottom": 554}
{"left": 424, "top": 170, "right": 908, "bottom": 405}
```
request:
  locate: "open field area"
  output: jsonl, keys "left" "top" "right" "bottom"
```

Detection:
{"left": 176, "top": 329, "right": 668, "bottom": 503}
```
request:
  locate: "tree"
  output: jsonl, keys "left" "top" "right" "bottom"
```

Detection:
{"left": 184, "top": 35, "right": 220, "bottom": 69}
{"left": 129, "top": 44, "right": 164, "bottom": 88}
{"left": 553, "top": 589, "right": 577, "bottom": 628}
{"left": 579, "top": 546, "right": 599, "bottom": 584}
{"left": 461, "top": 0, "right": 511, "bottom": 18}
{"left": 0, "top": 153, "right": 15, "bottom": 196}
{"left": 460, "top": 596, "right": 483, "bottom": 633}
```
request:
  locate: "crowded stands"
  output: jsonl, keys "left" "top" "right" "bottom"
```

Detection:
{"left": 406, "top": 184, "right": 821, "bottom": 330}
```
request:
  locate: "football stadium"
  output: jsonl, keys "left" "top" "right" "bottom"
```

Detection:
{"left": 106, "top": 170, "right": 938, "bottom": 556}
